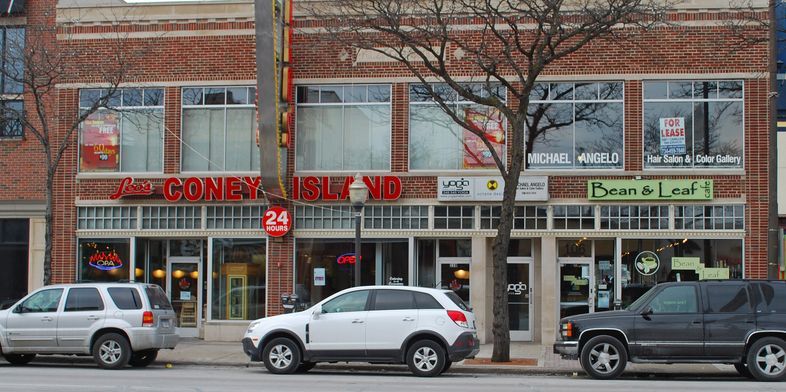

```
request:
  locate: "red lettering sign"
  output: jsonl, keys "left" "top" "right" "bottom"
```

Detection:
{"left": 293, "top": 176, "right": 402, "bottom": 201}
{"left": 337, "top": 253, "right": 360, "bottom": 265}
{"left": 263, "top": 206, "right": 291, "bottom": 237}
{"left": 109, "top": 177, "right": 154, "bottom": 200}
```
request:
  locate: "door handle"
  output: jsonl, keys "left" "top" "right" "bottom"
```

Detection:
{"left": 351, "top": 319, "right": 364, "bottom": 324}
{"left": 87, "top": 316, "right": 101, "bottom": 321}
{"left": 41, "top": 316, "right": 53, "bottom": 322}
{"left": 402, "top": 317, "right": 415, "bottom": 322}
{"left": 691, "top": 320, "right": 702, "bottom": 325}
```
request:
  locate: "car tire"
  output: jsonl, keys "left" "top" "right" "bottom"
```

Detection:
{"left": 406, "top": 340, "right": 446, "bottom": 377}
{"left": 295, "top": 361, "right": 316, "bottom": 373}
{"left": 734, "top": 362, "right": 753, "bottom": 379}
{"left": 129, "top": 349, "right": 159, "bottom": 368}
{"left": 746, "top": 337, "right": 786, "bottom": 382}
{"left": 92, "top": 333, "right": 132, "bottom": 369}
{"left": 440, "top": 360, "right": 452, "bottom": 374}
{"left": 580, "top": 335, "right": 628, "bottom": 380}
{"left": 3, "top": 354, "right": 36, "bottom": 365}
{"left": 262, "top": 337, "right": 301, "bottom": 374}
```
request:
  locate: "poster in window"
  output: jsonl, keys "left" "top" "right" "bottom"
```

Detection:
{"left": 659, "top": 117, "right": 686, "bottom": 156}
{"left": 463, "top": 108, "right": 505, "bottom": 169}
{"left": 80, "top": 111, "right": 120, "bottom": 172}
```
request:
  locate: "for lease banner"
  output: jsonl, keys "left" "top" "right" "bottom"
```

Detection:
{"left": 80, "top": 111, "right": 120, "bottom": 172}
{"left": 659, "top": 117, "right": 686, "bottom": 156}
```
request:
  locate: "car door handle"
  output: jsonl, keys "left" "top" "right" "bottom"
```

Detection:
{"left": 351, "top": 319, "right": 364, "bottom": 324}
{"left": 691, "top": 320, "right": 702, "bottom": 325}
{"left": 87, "top": 316, "right": 101, "bottom": 321}
{"left": 402, "top": 317, "right": 415, "bottom": 322}
{"left": 41, "top": 316, "right": 54, "bottom": 322}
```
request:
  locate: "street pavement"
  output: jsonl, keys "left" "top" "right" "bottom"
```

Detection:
{"left": 0, "top": 363, "right": 780, "bottom": 392}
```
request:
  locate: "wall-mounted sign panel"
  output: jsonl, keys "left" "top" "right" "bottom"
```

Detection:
{"left": 438, "top": 176, "right": 548, "bottom": 201}
{"left": 587, "top": 179, "right": 713, "bottom": 201}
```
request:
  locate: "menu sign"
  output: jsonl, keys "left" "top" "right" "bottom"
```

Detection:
{"left": 80, "top": 111, "right": 120, "bottom": 172}
{"left": 438, "top": 176, "right": 548, "bottom": 201}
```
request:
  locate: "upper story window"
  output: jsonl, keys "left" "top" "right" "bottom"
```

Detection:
{"left": 296, "top": 85, "right": 391, "bottom": 171}
{"left": 0, "top": 27, "right": 25, "bottom": 138}
{"left": 182, "top": 86, "right": 258, "bottom": 172}
{"left": 643, "top": 80, "right": 743, "bottom": 169}
{"left": 526, "top": 82, "right": 624, "bottom": 169}
{"left": 409, "top": 83, "right": 506, "bottom": 170}
{"left": 79, "top": 88, "right": 164, "bottom": 173}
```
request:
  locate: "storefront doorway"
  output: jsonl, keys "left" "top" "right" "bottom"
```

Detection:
{"left": 557, "top": 239, "right": 617, "bottom": 318}
{"left": 558, "top": 259, "right": 594, "bottom": 318}
{"left": 508, "top": 258, "right": 533, "bottom": 341}
{"left": 436, "top": 260, "right": 470, "bottom": 305}
{"left": 167, "top": 257, "right": 202, "bottom": 337}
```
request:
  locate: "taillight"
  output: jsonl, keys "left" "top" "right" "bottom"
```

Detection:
{"left": 447, "top": 310, "right": 469, "bottom": 328}
{"left": 561, "top": 321, "right": 574, "bottom": 338}
{"left": 143, "top": 311, "right": 154, "bottom": 327}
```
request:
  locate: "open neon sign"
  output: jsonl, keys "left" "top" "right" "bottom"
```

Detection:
{"left": 337, "top": 253, "right": 360, "bottom": 265}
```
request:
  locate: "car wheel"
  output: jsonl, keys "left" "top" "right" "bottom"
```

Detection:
{"left": 92, "top": 333, "right": 132, "bottom": 369}
{"left": 440, "top": 360, "right": 452, "bottom": 374}
{"left": 734, "top": 362, "right": 753, "bottom": 379}
{"left": 3, "top": 354, "right": 36, "bottom": 365}
{"left": 295, "top": 361, "right": 316, "bottom": 373}
{"left": 580, "top": 335, "right": 628, "bottom": 380}
{"left": 129, "top": 349, "right": 159, "bottom": 368}
{"left": 262, "top": 337, "right": 301, "bottom": 374}
{"left": 746, "top": 337, "right": 786, "bottom": 381}
{"left": 406, "top": 340, "right": 446, "bottom": 377}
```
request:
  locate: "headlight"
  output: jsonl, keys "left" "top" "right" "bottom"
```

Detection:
{"left": 247, "top": 320, "right": 261, "bottom": 333}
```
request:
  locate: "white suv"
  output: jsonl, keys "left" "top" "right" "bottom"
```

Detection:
{"left": 242, "top": 286, "right": 479, "bottom": 377}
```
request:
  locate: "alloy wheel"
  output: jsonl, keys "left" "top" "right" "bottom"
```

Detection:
{"left": 588, "top": 343, "right": 621, "bottom": 374}
{"left": 99, "top": 340, "right": 123, "bottom": 365}
{"left": 413, "top": 346, "right": 439, "bottom": 372}
{"left": 269, "top": 344, "right": 293, "bottom": 370}
{"left": 755, "top": 344, "right": 786, "bottom": 376}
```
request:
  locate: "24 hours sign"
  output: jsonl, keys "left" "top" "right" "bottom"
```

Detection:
{"left": 263, "top": 207, "right": 291, "bottom": 237}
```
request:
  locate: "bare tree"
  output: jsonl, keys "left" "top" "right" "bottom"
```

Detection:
{"left": 0, "top": 17, "right": 145, "bottom": 285}
{"left": 303, "top": 0, "right": 678, "bottom": 361}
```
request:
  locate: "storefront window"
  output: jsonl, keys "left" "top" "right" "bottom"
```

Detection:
{"left": 211, "top": 238, "right": 266, "bottom": 320}
{"left": 620, "top": 238, "right": 743, "bottom": 307}
{"left": 643, "top": 81, "right": 743, "bottom": 169}
{"left": 410, "top": 83, "right": 506, "bottom": 170}
{"left": 527, "top": 82, "right": 624, "bottom": 169}
{"left": 78, "top": 88, "right": 164, "bottom": 173}
{"left": 136, "top": 239, "right": 167, "bottom": 290}
{"left": 182, "top": 86, "right": 258, "bottom": 172}
{"left": 0, "top": 219, "right": 28, "bottom": 304}
{"left": 78, "top": 239, "right": 130, "bottom": 282}
{"left": 295, "top": 239, "right": 408, "bottom": 306}
{"left": 296, "top": 85, "right": 391, "bottom": 171}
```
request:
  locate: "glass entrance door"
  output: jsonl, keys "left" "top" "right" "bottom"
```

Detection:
{"left": 559, "top": 259, "right": 594, "bottom": 319}
{"left": 167, "top": 257, "right": 201, "bottom": 337}
{"left": 436, "top": 260, "right": 470, "bottom": 306}
{"left": 507, "top": 258, "right": 533, "bottom": 341}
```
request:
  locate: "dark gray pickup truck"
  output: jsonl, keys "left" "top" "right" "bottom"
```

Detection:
{"left": 554, "top": 280, "right": 786, "bottom": 381}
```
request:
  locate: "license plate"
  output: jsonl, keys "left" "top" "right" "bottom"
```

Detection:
{"left": 162, "top": 320, "right": 171, "bottom": 328}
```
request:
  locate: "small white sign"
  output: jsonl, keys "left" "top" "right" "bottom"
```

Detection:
{"left": 313, "top": 268, "right": 326, "bottom": 287}
{"left": 180, "top": 291, "right": 191, "bottom": 301}
{"left": 438, "top": 176, "right": 548, "bottom": 201}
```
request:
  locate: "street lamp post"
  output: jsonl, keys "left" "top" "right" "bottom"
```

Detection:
{"left": 348, "top": 173, "right": 369, "bottom": 287}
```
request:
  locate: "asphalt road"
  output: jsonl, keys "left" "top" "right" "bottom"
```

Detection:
{"left": 0, "top": 363, "right": 782, "bottom": 392}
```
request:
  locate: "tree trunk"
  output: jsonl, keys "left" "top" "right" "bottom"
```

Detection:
{"left": 43, "top": 167, "right": 54, "bottom": 286}
{"left": 491, "top": 119, "right": 526, "bottom": 362}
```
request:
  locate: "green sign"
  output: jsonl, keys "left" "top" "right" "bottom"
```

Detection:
{"left": 672, "top": 257, "right": 701, "bottom": 270}
{"left": 587, "top": 179, "right": 713, "bottom": 201}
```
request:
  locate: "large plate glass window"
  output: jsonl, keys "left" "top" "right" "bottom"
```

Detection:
{"left": 409, "top": 83, "right": 506, "bottom": 170}
{"left": 211, "top": 238, "right": 267, "bottom": 321}
{"left": 182, "top": 86, "right": 258, "bottom": 171}
{"left": 526, "top": 82, "right": 624, "bottom": 169}
{"left": 78, "top": 88, "right": 164, "bottom": 172}
{"left": 296, "top": 85, "right": 391, "bottom": 171}
{"left": 643, "top": 80, "right": 743, "bottom": 168}
{"left": 0, "top": 219, "right": 28, "bottom": 305}
{"left": 78, "top": 238, "right": 131, "bottom": 282}
{"left": 0, "top": 27, "right": 24, "bottom": 138}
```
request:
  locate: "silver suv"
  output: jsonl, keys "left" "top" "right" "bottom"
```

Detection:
{"left": 0, "top": 283, "right": 179, "bottom": 369}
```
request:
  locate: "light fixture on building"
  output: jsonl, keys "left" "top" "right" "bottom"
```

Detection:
{"left": 172, "top": 269, "right": 185, "bottom": 279}
{"left": 190, "top": 271, "right": 199, "bottom": 279}
{"left": 348, "top": 173, "right": 369, "bottom": 287}
{"left": 152, "top": 269, "right": 165, "bottom": 279}
{"left": 454, "top": 269, "right": 469, "bottom": 280}
{"left": 135, "top": 268, "right": 144, "bottom": 279}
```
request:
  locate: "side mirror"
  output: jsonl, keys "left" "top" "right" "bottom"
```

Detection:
{"left": 312, "top": 306, "right": 322, "bottom": 319}
{"left": 641, "top": 306, "right": 653, "bottom": 320}
{"left": 13, "top": 305, "right": 26, "bottom": 314}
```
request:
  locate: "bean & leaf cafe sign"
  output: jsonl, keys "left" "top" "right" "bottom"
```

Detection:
{"left": 587, "top": 179, "right": 713, "bottom": 201}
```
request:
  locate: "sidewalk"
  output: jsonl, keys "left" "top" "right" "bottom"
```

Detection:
{"left": 150, "top": 339, "right": 736, "bottom": 377}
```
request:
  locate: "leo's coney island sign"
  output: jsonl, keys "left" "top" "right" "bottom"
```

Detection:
{"left": 110, "top": 176, "right": 402, "bottom": 202}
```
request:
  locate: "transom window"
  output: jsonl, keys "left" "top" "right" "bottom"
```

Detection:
{"left": 409, "top": 83, "right": 506, "bottom": 170}
{"left": 182, "top": 86, "right": 259, "bottom": 172}
{"left": 434, "top": 206, "right": 475, "bottom": 230}
{"left": 527, "top": 82, "right": 624, "bottom": 169}
{"left": 480, "top": 206, "right": 548, "bottom": 230}
{"left": 600, "top": 205, "right": 670, "bottom": 230}
{"left": 643, "top": 80, "right": 743, "bottom": 169}
{"left": 553, "top": 205, "right": 595, "bottom": 230}
{"left": 296, "top": 85, "right": 391, "bottom": 171}
{"left": 78, "top": 88, "right": 164, "bottom": 172}
{"left": 675, "top": 204, "right": 744, "bottom": 230}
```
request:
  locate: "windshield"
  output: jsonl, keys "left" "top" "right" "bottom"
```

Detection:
{"left": 626, "top": 286, "right": 656, "bottom": 311}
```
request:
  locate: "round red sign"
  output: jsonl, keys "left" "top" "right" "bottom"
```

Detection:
{"left": 262, "top": 207, "right": 291, "bottom": 237}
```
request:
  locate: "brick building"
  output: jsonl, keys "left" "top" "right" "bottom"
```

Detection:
{"left": 2, "top": 0, "right": 769, "bottom": 346}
